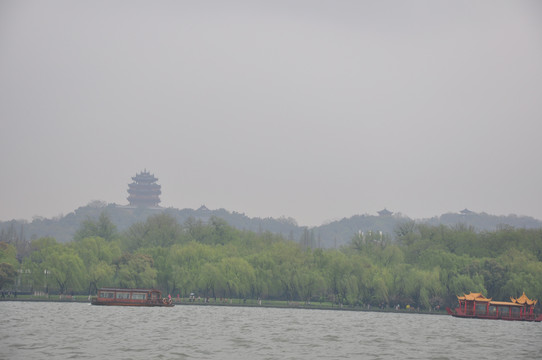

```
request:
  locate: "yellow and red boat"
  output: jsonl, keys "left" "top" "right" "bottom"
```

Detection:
{"left": 446, "top": 292, "right": 541, "bottom": 322}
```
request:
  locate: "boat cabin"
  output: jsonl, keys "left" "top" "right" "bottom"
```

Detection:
{"left": 92, "top": 288, "right": 172, "bottom": 307}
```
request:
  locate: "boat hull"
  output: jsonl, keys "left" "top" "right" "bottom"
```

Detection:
{"left": 91, "top": 299, "right": 173, "bottom": 307}
{"left": 446, "top": 307, "right": 542, "bottom": 322}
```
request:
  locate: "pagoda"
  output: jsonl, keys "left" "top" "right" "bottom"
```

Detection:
{"left": 127, "top": 170, "right": 161, "bottom": 207}
{"left": 377, "top": 208, "right": 393, "bottom": 216}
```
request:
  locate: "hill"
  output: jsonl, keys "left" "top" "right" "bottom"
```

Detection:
{"left": 0, "top": 202, "right": 303, "bottom": 244}
{"left": 1, "top": 203, "right": 541, "bottom": 248}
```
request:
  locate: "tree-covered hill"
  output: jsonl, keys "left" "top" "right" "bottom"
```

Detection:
{"left": 425, "top": 212, "right": 542, "bottom": 230}
{"left": 2, "top": 212, "right": 541, "bottom": 311}
{"left": 317, "top": 212, "right": 542, "bottom": 248}
{"left": 1, "top": 202, "right": 541, "bottom": 247}
{"left": 0, "top": 202, "right": 304, "bottom": 245}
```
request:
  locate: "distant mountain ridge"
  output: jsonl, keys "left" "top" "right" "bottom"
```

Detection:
{"left": 1, "top": 203, "right": 541, "bottom": 248}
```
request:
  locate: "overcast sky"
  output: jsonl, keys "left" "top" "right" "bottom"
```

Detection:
{"left": 1, "top": 0, "right": 541, "bottom": 226}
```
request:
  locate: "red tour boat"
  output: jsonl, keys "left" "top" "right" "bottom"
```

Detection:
{"left": 91, "top": 288, "right": 174, "bottom": 307}
{"left": 446, "top": 292, "right": 541, "bottom": 322}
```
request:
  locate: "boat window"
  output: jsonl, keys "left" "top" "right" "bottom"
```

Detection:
{"left": 497, "top": 306, "right": 509, "bottom": 317}
{"left": 116, "top": 292, "right": 130, "bottom": 299}
{"left": 100, "top": 291, "right": 115, "bottom": 299}
{"left": 510, "top": 307, "right": 521, "bottom": 317}
{"left": 488, "top": 306, "right": 497, "bottom": 316}
{"left": 132, "top": 293, "right": 146, "bottom": 300}
{"left": 475, "top": 303, "right": 487, "bottom": 315}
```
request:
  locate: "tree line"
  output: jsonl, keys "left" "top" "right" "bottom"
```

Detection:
{"left": 1, "top": 212, "right": 541, "bottom": 310}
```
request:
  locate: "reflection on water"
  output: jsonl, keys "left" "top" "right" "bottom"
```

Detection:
{"left": 1, "top": 302, "right": 541, "bottom": 359}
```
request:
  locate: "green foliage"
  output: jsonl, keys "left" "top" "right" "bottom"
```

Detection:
{"left": 0, "top": 242, "right": 19, "bottom": 267}
{"left": 115, "top": 253, "right": 157, "bottom": 289}
{"left": 47, "top": 249, "right": 86, "bottom": 294}
{"left": 0, "top": 262, "right": 18, "bottom": 290}
{"left": 218, "top": 257, "right": 255, "bottom": 299}
{"left": 0, "top": 242, "right": 19, "bottom": 290}
{"left": 74, "top": 212, "right": 118, "bottom": 242}
{"left": 121, "top": 213, "right": 187, "bottom": 251}
{"left": 71, "top": 236, "right": 121, "bottom": 267}
{"left": 28, "top": 238, "right": 86, "bottom": 294}
{"left": 14, "top": 218, "right": 542, "bottom": 311}
{"left": 197, "top": 262, "right": 223, "bottom": 299}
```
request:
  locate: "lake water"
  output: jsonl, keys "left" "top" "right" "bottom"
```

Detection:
{"left": 1, "top": 302, "right": 541, "bottom": 359}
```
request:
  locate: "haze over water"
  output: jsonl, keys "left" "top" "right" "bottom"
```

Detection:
{"left": 2, "top": 302, "right": 541, "bottom": 359}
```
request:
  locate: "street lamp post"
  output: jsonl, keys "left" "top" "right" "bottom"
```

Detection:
{"left": 44, "top": 269, "right": 50, "bottom": 297}
{"left": 17, "top": 268, "right": 32, "bottom": 294}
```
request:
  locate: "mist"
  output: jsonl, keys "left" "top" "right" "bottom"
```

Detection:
{"left": 1, "top": 0, "right": 541, "bottom": 226}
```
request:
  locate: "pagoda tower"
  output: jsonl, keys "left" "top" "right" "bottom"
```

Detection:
{"left": 377, "top": 208, "right": 393, "bottom": 216}
{"left": 127, "top": 170, "right": 161, "bottom": 207}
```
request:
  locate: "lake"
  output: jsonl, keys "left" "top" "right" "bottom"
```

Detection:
{"left": 1, "top": 302, "right": 541, "bottom": 359}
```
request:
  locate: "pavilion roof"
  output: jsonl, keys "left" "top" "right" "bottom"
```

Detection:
{"left": 510, "top": 292, "right": 538, "bottom": 306}
{"left": 377, "top": 208, "right": 393, "bottom": 216}
{"left": 490, "top": 301, "right": 522, "bottom": 307}
{"left": 457, "top": 292, "right": 491, "bottom": 302}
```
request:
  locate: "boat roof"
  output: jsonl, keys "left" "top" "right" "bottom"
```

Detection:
{"left": 98, "top": 288, "right": 161, "bottom": 293}
{"left": 490, "top": 301, "right": 523, "bottom": 307}
{"left": 457, "top": 292, "right": 491, "bottom": 302}
{"left": 511, "top": 292, "right": 538, "bottom": 306}
{"left": 458, "top": 291, "right": 537, "bottom": 306}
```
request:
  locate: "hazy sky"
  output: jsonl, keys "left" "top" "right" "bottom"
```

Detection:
{"left": 1, "top": 0, "right": 541, "bottom": 226}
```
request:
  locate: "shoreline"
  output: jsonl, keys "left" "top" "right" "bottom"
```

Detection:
{"left": 0, "top": 298, "right": 447, "bottom": 316}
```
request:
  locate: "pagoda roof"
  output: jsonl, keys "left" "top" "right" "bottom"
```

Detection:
{"left": 460, "top": 208, "right": 474, "bottom": 214}
{"left": 457, "top": 292, "right": 491, "bottom": 302}
{"left": 377, "top": 208, "right": 393, "bottom": 216}
{"left": 131, "top": 169, "right": 158, "bottom": 182}
{"left": 511, "top": 292, "right": 538, "bottom": 306}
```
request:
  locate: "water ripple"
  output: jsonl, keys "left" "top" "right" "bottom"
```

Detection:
{"left": 1, "top": 302, "right": 542, "bottom": 359}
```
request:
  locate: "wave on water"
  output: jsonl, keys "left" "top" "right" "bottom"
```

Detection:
{"left": 1, "top": 302, "right": 541, "bottom": 359}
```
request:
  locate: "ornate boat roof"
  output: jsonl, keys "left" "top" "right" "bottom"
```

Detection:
{"left": 457, "top": 292, "right": 492, "bottom": 302}
{"left": 511, "top": 292, "right": 538, "bottom": 306}
{"left": 458, "top": 292, "right": 538, "bottom": 306}
{"left": 490, "top": 301, "right": 523, "bottom": 307}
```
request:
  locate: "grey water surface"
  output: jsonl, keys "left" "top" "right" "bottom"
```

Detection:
{"left": 1, "top": 302, "right": 541, "bottom": 359}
